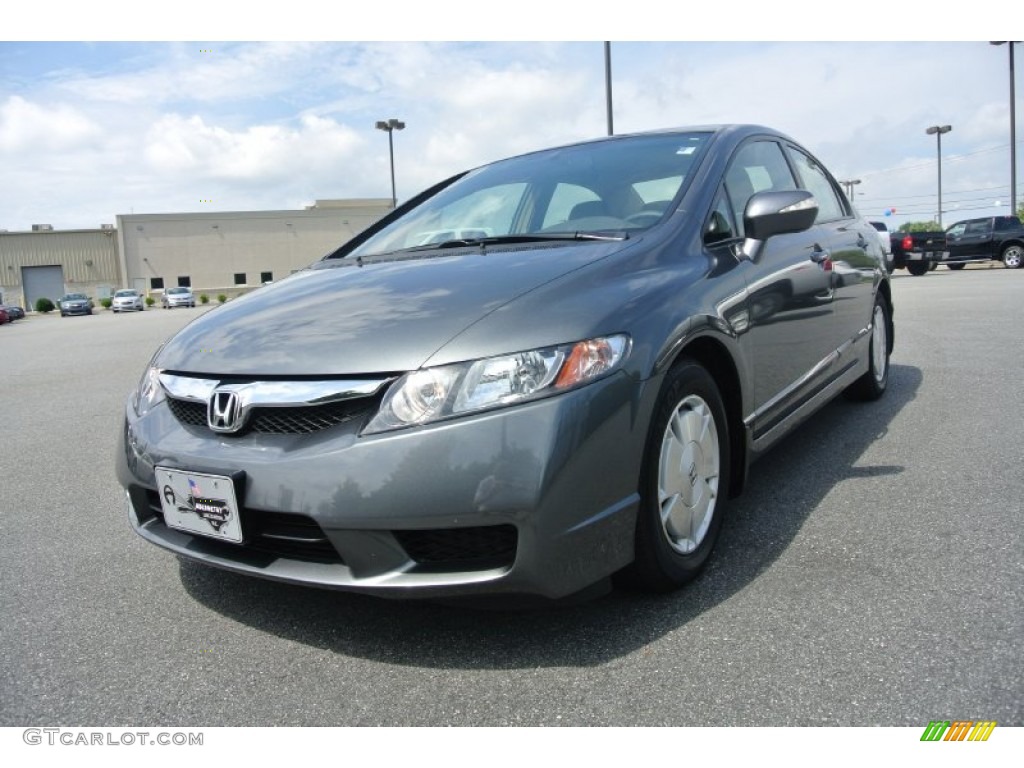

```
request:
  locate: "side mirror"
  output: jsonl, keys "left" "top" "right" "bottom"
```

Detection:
{"left": 740, "top": 190, "right": 818, "bottom": 262}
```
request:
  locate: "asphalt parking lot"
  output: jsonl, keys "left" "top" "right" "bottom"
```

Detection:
{"left": 1, "top": 267, "right": 1021, "bottom": 726}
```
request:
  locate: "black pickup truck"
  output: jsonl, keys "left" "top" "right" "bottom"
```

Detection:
{"left": 890, "top": 230, "right": 947, "bottom": 276}
{"left": 942, "top": 216, "right": 1024, "bottom": 269}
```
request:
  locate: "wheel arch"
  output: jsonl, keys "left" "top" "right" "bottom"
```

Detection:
{"left": 876, "top": 279, "right": 895, "bottom": 355}
{"left": 668, "top": 335, "right": 747, "bottom": 498}
{"left": 1000, "top": 239, "right": 1024, "bottom": 266}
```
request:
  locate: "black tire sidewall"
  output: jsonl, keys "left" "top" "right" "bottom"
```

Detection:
{"left": 867, "top": 295, "right": 891, "bottom": 397}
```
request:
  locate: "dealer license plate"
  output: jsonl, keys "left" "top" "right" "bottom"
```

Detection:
{"left": 154, "top": 467, "right": 243, "bottom": 543}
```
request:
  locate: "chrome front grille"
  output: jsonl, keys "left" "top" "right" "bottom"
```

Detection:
{"left": 167, "top": 396, "right": 375, "bottom": 434}
{"left": 160, "top": 374, "right": 391, "bottom": 435}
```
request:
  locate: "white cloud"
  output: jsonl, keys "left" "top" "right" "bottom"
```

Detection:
{"left": 0, "top": 95, "right": 101, "bottom": 153}
{"left": 1, "top": 41, "right": 1020, "bottom": 231}
{"left": 143, "top": 112, "right": 366, "bottom": 189}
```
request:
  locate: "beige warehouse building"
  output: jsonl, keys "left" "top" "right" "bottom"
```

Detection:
{"left": 0, "top": 199, "right": 391, "bottom": 310}
{"left": 117, "top": 199, "right": 390, "bottom": 297}
{"left": 0, "top": 226, "right": 121, "bottom": 309}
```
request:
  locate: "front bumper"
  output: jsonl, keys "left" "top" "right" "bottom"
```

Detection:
{"left": 117, "top": 371, "right": 655, "bottom": 599}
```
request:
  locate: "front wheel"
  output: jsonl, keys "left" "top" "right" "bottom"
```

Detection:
{"left": 620, "top": 359, "right": 731, "bottom": 592}
{"left": 845, "top": 294, "right": 892, "bottom": 401}
{"left": 907, "top": 262, "right": 929, "bottom": 276}
{"left": 1002, "top": 244, "right": 1023, "bottom": 269}
{"left": 947, "top": 263, "right": 966, "bottom": 270}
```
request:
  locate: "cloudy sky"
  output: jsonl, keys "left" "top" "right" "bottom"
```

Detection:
{"left": 2, "top": 4, "right": 1019, "bottom": 232}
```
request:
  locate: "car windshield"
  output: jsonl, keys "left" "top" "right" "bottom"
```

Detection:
{"left": 64, "top": 294, "right": 87, "bottom": 300}
{"left": 115, "top": 290, "right": 136, "bottom": 297}
{"left": 340, "top": 132, "right": 711, "bottom": 259}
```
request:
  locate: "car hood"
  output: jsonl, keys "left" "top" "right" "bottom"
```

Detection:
{"left": 156, "top": 244, "right": 625, "bottom": 376}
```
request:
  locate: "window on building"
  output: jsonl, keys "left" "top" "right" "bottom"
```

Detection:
{"left": 150, "top": 277, "right": 164, "bottom": 290}
{"left": 177, "top": 276, "right": 191, "bottom": 288}
{"left": 234, "top": 273, "right": 247, "bottom": 285}
{"left": 260, "top": 271, "right": 273, "bottom": 283}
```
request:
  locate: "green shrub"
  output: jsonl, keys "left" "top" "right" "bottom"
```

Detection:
{"left": 199, "top": 294, "right": 210, "bottom": 304}
{"left": 100, "top": 298, "right": 113, "bottom": 309}
{"left": 145, "top": 296, "right": 156, "bottom": 307}
{"left": 35, "top": 297, "right": 55, "bottom": 313}
{"left": 217, "top": 293, "right": 227, "bottom": 304}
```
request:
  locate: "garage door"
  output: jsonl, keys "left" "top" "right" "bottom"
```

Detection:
{"left": 22, "top": 265, "right": 66, "bottom": 309}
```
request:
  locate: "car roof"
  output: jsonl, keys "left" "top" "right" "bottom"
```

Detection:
{"left": 466, "top": 124, "right": 793, "bottom": 171}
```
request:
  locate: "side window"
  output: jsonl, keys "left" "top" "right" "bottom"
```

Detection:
{"left": 947, "top": 223, "right": 966, "bottom": 237}
{"left": 542, "top": 183, "right": 602, "bottom": 229}
{"left": 965, "top": 220, "right": 989, "bottom": 235}
{"left": 406, "top": 182, "right": 528, "bottom": 245}
{"left": 723, "top": 141, "right": 797, "bottom": 238}
{"left": 788, "top": 147, "right": 846, "bottom": 223}
{"left": 632, "top": 176, "right": 683, "bottom": 209}
{"left": 704, "top": 190, "right": 737, "bottom": 246}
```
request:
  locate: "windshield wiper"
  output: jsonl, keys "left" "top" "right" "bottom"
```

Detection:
{"left": 400, "top": 231, "right": 629, "bottom": 252}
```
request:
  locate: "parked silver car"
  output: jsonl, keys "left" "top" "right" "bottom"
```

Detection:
{"left": 59, "top": 293, "right": 93, "bottom": 317}
{"left": 117, "top": 125, "right": 893, "bottom": 601}
{"left": 161, "top": 286, "right": 196, "bottom": 309}
{"left": 112, "top": 289, "right": 145, "bottom": 312}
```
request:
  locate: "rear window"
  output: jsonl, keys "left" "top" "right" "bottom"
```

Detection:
{"left": 871, "top": 222, "right": 887, "bottom": 233}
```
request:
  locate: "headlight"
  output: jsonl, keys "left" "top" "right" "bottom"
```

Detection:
{"left": 364, "top": 334, "right": 630, "bottom": 434}
{"left": 132, "top": 365, "right": 166, "bottom": 417}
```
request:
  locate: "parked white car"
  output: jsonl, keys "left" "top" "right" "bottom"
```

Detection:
{"left": 161, "top": 287, "right": 196, "bottom": 309}
{"left": 112, "top": 289, "right": 145, "bottom": 312}
{"left": 870, "top": 221, "right": 894, "bottom": 272}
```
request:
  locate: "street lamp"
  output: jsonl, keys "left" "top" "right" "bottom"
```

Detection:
{"left": 990, "top": 42, "right": 1018, "bottom": 216}
{"left": 375, "top": 118, "right": 405, "bottom": 209}
{"left": 839, "top": 179, "right": 862, "bottom": 202}
{"left": 604, "top": 42, "right": 613, "bottom": 136}
{"left": 926, "top": 124, "right": 952, "bottom": 227}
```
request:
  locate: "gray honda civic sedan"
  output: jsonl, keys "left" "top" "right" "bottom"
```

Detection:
{"left": 117, "top": 125, "right": 893, "bottom": 600}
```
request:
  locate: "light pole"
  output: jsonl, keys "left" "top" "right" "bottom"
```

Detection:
{"left": 375, "top": 118, "right": 405, "bottom": 209}
{"left": 839, "top": 179, "right": 862, "bottom": 202}
{"left": 926, "top": 125, "right": 952, "bottom": 227}
{"left": 604, "top": 42, "right": 613, "bottom": 136}
{"left": 991, "top": 42, "right": 1018, "bottom": 216}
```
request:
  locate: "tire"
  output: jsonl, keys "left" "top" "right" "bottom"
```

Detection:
{"left": 947, "top": 263, "right": 966, "bottom": 270}
{"left": 906, "top": 262, "right": 929, "bottom": 276}
{"left": 621, "top": 359, "right": 731, "bottom": 592}
{"left": 928, "top": 261, "right": 938, "bottom": 271}
{"left": 1002, "top": 244, "right": 1023, "bottom": 269}
{"left": 845, "top": 294, "right": 892, "bottom": 402}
